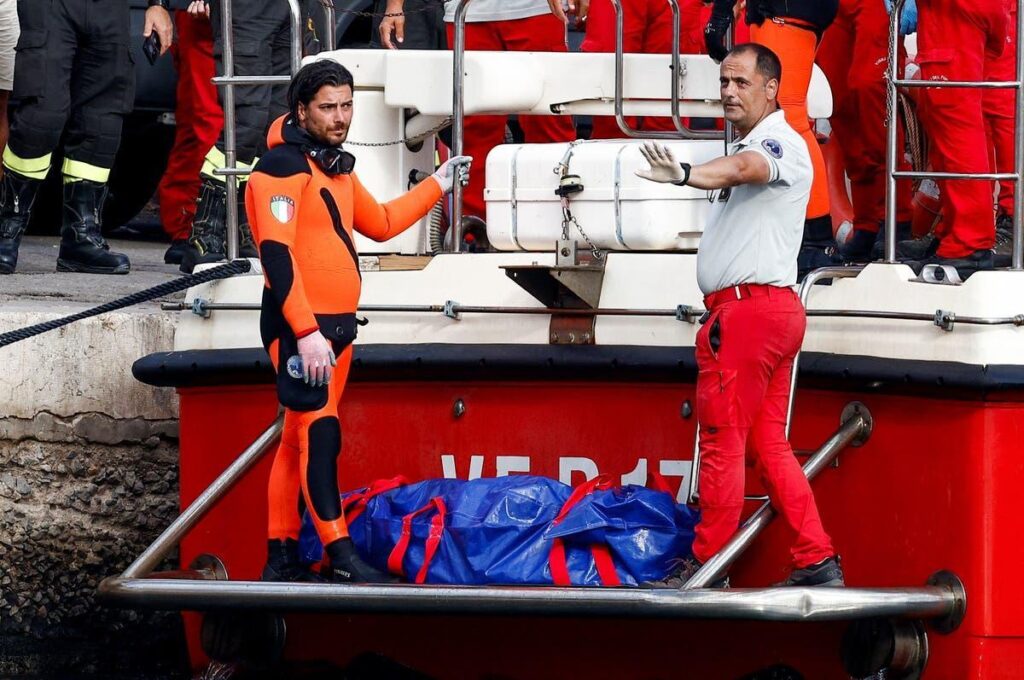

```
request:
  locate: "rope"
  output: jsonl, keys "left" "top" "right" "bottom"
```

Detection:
{"left": 0, "top": 259, "right": 253, "bottom": 350}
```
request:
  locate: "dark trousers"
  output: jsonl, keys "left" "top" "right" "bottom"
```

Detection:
{"left": 7, "top": 0, "right": 134, "bottom": 172}
{"left": 209, "top": 0, "right": 293, "bottom": 165}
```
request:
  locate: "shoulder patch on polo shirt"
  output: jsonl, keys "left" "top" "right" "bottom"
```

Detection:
{"left": 761, "top": 139, "right": 783, "bottom": 159}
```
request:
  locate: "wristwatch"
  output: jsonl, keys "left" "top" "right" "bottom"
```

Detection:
{"left": 147, "top": 0, "right": 170, "bottom": 8}
{"left": 672, "top": 162, "right": 692, "bottom": 187}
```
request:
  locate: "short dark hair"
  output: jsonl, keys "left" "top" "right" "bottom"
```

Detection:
{"left": 726, "top": 43, "right": 782, "bottom": 85}
{"left": 287, "top": 60, "right": 355, "bottom": 121}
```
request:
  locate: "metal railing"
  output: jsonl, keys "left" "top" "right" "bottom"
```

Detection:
{"left": 884, "top": 0, "right": 1024, "bottom": 268}
{"left": 609, "top": 0, "right": 721, "bottom": 141}
{"left": 213, "top": 0, "right": 337, "bottom": 260}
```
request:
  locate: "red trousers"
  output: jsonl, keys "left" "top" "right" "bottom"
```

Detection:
{"left": 158, "top": 12, "right": 223, "bottom": 242}
{"left": 917, "top": 0, "right": 1008, "bottom": 257}
{"left": 446, "top": 15, "right": 576, "bottom": 220}
{"left": 692, "top": 285, "right": 834, "bottom": 569}
{"left": 816, "top": 0, "right": 911, "bottom": 235}
{"left": 984, "top": 0, "right": 1018, "bottom": 218}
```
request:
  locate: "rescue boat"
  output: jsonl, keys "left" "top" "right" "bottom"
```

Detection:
{"left": 99, "top": 1, "right": 1023, "bottom": 677}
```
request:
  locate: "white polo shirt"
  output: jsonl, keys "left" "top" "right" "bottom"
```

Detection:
{"left": 443, "top": 0, "right": 552, "bottom": 22}
{"left": 695, "top": 109, "right": 812, "bottom": 296}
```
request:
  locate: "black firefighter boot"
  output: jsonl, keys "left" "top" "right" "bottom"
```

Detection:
{"left": 180, "top": 177, "right": 227, "bottom": 273}
{"left": 57, "top": 180, "right": 130, "bottom": 274}
{"left": 0, "top": 170, "right": 42, "bottom": 275}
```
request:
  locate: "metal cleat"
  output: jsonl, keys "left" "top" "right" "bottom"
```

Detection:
{"left": 919, "top": 263, "right": 964, "bottom": 285}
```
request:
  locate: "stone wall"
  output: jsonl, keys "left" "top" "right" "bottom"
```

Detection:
{"left": 0, "top": 311, "right": 188, "bottom": 679}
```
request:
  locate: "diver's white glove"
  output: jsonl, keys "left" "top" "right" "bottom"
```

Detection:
{"left": 433, "top": 155, "right": 473, "bottom": 193}
{"left": 636, "top": 142, "right": 690, "bottom": 185}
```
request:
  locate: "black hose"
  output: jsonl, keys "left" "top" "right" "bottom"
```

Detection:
{"left": 0, "top": 259, "right": 253, "bottom": 349}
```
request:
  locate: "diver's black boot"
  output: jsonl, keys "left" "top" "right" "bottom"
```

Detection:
{"left": 56, "top": 180, "right": 130, "bottom": 274}
{"left": 180, "top": 177, "right": 227, "bottom": 273}
{"left": 325, "top": 537, "right": 398, "bottom": 584}
{"left": 260, "top": 538, "right": 325, "bottom": 583}
{"left": 0, "top": 170, "right": 42, "bottom": 275}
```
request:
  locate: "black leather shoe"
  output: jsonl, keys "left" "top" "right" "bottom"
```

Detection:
{"left": 56, "top": 180, "right": 130, "bottom": 275}
{"left": 918, "top": 249, "right": 995, "bottom": 279}
{"left": 0, "top": 170, "right": 42, "bottom": 275}
{"left": 775, "top": 556, "right": 845, "bottom": 587}
{"left": 868, "top": 220, "right": 912, "bottom": 260}
{"left": 891, "top": 234, "right": 940, "bottom": 261}
{"left": 163, "top": 239, "right": 188, "bottom": 265}
{"left": 640, "top": 556, "right": 729, "bottom": 589}
{"left": 839, "top": 228, "right": 878, "bottom": 263}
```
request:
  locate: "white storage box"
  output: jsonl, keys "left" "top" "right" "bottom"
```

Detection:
{"left": 485, "top": 139, "right": 724, "bottom": 252}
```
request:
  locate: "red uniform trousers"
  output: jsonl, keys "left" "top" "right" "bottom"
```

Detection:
{"left": 158, "top": 12, "right": 223, "bottom": 242}
{"left": 692, "top": 284, "right": 834, "bottom": 569}
{"left": 984, "top": 0, "right": 1017, "bottom": 219}
{"left": 917, "top": 0, "right": 1008, "bottom": 257}
{"left": 816, "top": 0, "right": 912, "bottom": 236}
{"left": 446, "top": 15, "right": 576, "bottom": 220}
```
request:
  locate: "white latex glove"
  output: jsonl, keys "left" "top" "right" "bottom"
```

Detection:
{"left": 433, "top": 155, "right": 473, "bottom": 194}
{"left": 635, "top": 142, "right": 686, "bottom": 184}
{"left": 296, "top": 331, "right": 336, "bottom": 387}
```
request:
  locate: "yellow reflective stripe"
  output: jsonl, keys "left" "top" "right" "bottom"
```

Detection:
{"left": 62, "top": 158, "right": 110, "bottom": 184}
{"left": 200, "top": 146, "right": 255, "bottom": 181}
{"left": 3, "top": 147, "right": 51, "bottom": 180}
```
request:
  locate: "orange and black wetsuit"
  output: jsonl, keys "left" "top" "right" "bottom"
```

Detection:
{"left": 246, "top": 115, "right": 442, "bottom": 551}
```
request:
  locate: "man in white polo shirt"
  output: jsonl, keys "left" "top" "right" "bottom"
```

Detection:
{"left": 637, "top": 43, "right": 843, "bottom": 588}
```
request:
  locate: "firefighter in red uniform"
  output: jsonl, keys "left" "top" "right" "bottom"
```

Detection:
{"left": 985, "top": 0, "right": 1017, "bottom": 260}
{"left": 637, "top": 43, "right": 843, "bottom": 588}
{"left": 704, "top": 0, "right": 839, "bottom": 280}
{"left": 893, "top": 0, "right": 1008, "bottom": 273}
{"left": 158, "top": 1, "right": 224, "bottom": 265}
{"left": 818, "top": 0, "right": 914, "bottom": 262}
{"left": 249, "top": 60, "right": 471, "bottom": 582}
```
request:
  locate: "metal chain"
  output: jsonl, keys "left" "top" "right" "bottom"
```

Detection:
{"left": 553, "top": 140, "right": 604, "bottom": 260}
{"left": 346, "top": 116, "right": 452, "bottom": 147}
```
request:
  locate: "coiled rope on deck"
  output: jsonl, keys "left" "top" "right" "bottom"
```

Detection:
{"left": 0, "top": 259, "right": 253, "bottom": 349}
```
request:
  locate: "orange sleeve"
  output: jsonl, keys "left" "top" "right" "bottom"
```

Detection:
{"left": 247, "top": 171, "right": 319, "bottom": 338}
{"left": 350, "top": 172, "right": 444, "bottom": 242}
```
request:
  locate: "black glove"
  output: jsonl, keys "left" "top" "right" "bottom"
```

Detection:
{"left": 704, "top": 0, "right": 735, "bottom": 63}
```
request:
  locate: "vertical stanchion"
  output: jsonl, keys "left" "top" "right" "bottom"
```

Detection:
{"left": 883, "top": 0, "right": 903, "bottom": 264}
{"left": 450, "top": 0, "right": 473, "bottom": 251}
{"left": 222, "top": 0, "right": 239, "bottom": 261}
{"left": 321, "top": 0, "right": 336, "bottom": 51}
{"left": 1013, "top": 2, "right": 1024, "bottom": 270}
{"left": 287, "top": 0, "right": 303, "bottom": 75}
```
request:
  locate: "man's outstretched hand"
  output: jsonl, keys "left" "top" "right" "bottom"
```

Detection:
{"left": 636, "top": 143, "right": 686, "bottom": 184}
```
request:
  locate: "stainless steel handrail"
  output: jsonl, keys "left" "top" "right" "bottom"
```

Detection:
{"left": 609, "top": 0, "right": 720, "bottom": 140}
{"left": 121, "top": 417, "right": 283, "bottom": 579}
{"left": 884, "top": 0, "right": 1024, "bottom": 269}
{"left": 450, "top": 0, "right": 474, "bottom": 251}
{"left": 98, "top": 576, "right": 958, "bottom": 622}
{"left": 159, "top": 298, "right": 1024, "bottom": 327}
{"left": 319, "top": 0, "right": 336, "bottom": 51}
{"left": 683, "top": 409, "right": 867, "bottom": 588}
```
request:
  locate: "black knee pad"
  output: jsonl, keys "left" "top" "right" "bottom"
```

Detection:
{"left": 306, "top": 416, "right": 342, "bottom": 521}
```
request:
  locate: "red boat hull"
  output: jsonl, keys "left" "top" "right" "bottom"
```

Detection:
{"left": 175, "top": 378, "right": 1024, "bottom": 678}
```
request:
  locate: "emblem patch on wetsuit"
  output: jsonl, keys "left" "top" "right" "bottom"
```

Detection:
{"left": 270, "top": 195, "right": 295, "bottom": 223}
{"left": 761, "top": 139, "right": 783, "bottom": 159}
